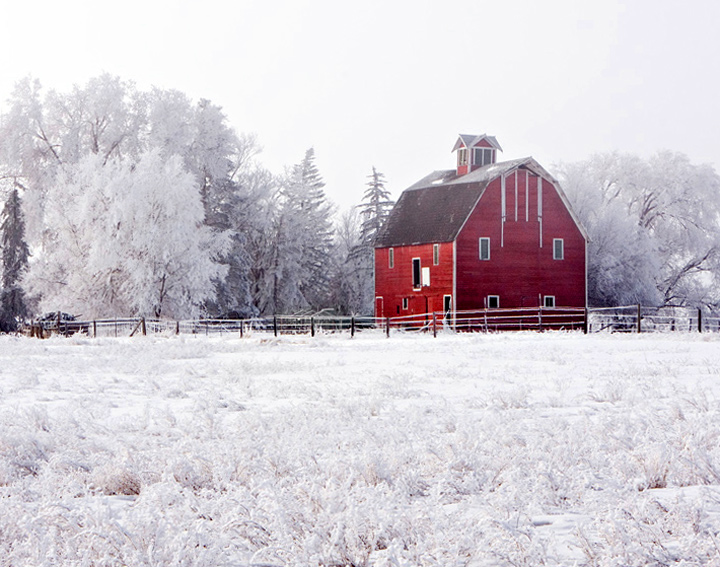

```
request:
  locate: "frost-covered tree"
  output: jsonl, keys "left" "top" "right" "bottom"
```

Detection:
{"left": 358, "top": 166, "right": 393, "bottom": 246}
{"left": 0, "top": 186, "right": 30, "bottom": 331}
{"left": 263, "top": 148, "right": 335, "bottom": 313}
{"left": 334, "top": 167, "right": 394, "bottom": 315}
{"left": 328, "top": 207, "right": 366, "bottom": 315}
{"left": 0, "top": 74, "right": 262, "bottom": 317}
{"left": 25, "top": 151, "right": 228, "bottom": 319}
{"left": 557, "top": 152, "right": 720, "bottom": 308}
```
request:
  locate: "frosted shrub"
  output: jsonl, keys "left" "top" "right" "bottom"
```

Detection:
{"left": 1, "top": 333, "right": 720, "bottom": 565}
{"left": 91, "top": 464, "right": 142, "bottom": 496}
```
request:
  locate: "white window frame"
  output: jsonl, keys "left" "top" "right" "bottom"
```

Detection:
{"left": 543, "top": 295, "right": 556, "bottom": 308}
{"left": 389, "top": 247, "right": 394, "bottom": 269}
{"left": 402, "top": 297, "right": 409, "bottom": 310}
{"left": 412, "top": 257, "right": 421, "bottom": 289}
{"left": 487, "top": 295, "right": 500, "bottom": 309}
{"left": 433, "top": 243, "right": 440, "bottom": 265}
{"left": 472, "top": 147, "right": 494, "bottom": 167}
{"left": 479, "top": 237, "right": 491, "bottom": 261}
{"left": 553, "top": 238, "right": 564, "bottom": 260}
{"left": 457, "top": 148, "right": 468, "bottom": 167}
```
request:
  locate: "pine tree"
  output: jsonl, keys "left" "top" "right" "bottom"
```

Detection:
{"left": 340, "top": 166, "right": 394, "bottom": 314}
{"left": 0, "top": 187, "right": 30, "bottom": 332}
{"left": 274, "top": 148, "right": 335, "bottom": 312}
{"left": 359, "top": 166, "right": 393, "bottom": 246}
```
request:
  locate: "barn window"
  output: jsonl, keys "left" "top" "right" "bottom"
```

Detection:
{"left": 457, "top": 148, "right": 468, "bottom": 167}
{"left": 412, "top": 258, "right": 421, "bottom": 288}
{"left": 402, "top": 297, "right": 408, "bottom": 310}
{"left": 443, "top": 295, "right": 452, "bottom": 315}
{"left": 553, "top": 239, "right": 564, "bottom": 260}
{"left": 473, "top": 147, "right": 494, "bottom": 166}
{"left": 433, "top": 244, "right": 440, "bottom": 265}
{"left": 389, "top": 248, "right": 394, "bottom": 268}
{"left": 487, "top": 295, "right": 500, "bottom": 309}
{"left": 479, "top": 237, "right": 491, "bottom": 261}
{"left": 543, "top": 295, "right": 556, "bottom": 308}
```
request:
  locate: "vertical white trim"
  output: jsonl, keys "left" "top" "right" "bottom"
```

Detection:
{"left": 537, "top": 176, "right": 543, "bottom": 218}
{"left": 538, "top": 177, "right": 543, "bottom": 248}
{"left": 585, "top": 238, "right": 589, "bottom": 308}
{"left": 514, "top": 171, "right": 518, "bottom": 222}
{"left": 452, "top": 241, "right": 457, "bottom": 323}
{"left": 501, "top": 175, "right": 506, "bottom": 247}
{"left": 525, "top": 172, "right": 529, "bottom": 222}
{"left": 373, "top": 248, "right": 377, "bottom": 306}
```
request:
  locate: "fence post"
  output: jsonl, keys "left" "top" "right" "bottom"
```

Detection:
{"left": 176, "top": 321, "right": 180, "bottom": 335}
{"left": 93, "top": 320, "right": 97, "bottom": 338}
{"left": 240, "top": 319, "right": 244, "bottom": 338}
{"left": 698, "top": 308, "right": 703, "bottom": 333}
{"left": 637, "top": 304, "right": 642, "bottom": 333}
{"left": 386, "top": 317, "right": 390, "bottom": 338}
{"left": 141, "top": 318, "right": 147, "bottom": 336}
{"left": 538, "top": 307, "right": 543, "bottom": 332}
{"left": 433, "top": 312, "right": 437, "bottom": 338}
{"left": 311, "top": 317, "right": 315, "bottom": 337}
{"left": 583, "top": 307, "right": 588, "bottom": 334}
{"left": 351, "top": 316, "right": 355, "bottom": 338}
{"left": 273, "top": 316, "right": 278, "bottom": 337}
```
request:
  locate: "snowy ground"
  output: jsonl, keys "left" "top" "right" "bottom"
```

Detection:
{"left": 1, "top": 330, "right": 720, "bottom": 566}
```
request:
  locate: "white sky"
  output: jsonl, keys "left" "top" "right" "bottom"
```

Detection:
{"left": 1, "top": 0, "right": 718, "bottom": 210}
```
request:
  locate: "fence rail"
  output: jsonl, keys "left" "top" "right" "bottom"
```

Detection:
{"left": 25, "top": 305, "right": 720, "bottom": 339}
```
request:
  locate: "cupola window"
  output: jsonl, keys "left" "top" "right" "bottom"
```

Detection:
{"left": 457, "top": 148, "right": 468, "bottom": 167}
{"left": 473, "top": 147, "right": 495, "bottom": 167}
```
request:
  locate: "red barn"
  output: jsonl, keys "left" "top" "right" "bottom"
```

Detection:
{"left": 374, "top": 134, "right": 587, "bottom": 319}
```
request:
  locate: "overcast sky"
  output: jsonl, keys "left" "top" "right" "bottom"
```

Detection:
{"left": 1, "top": 0, "right": 718, "bottom": 210}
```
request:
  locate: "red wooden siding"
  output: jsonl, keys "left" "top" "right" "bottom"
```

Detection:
{"left": 455, "top": 170, "right": 586, "bottom": 310}
{"left": 375, "top": 243, "right": 454, "bottom": 318}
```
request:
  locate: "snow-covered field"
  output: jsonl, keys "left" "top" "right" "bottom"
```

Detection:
{"left": 1, "top": 331, "right": 720, "bottom": 566}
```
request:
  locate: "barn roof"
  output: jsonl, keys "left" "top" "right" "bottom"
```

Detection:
{"left": 451, "top": 134, "right": 503, "bottom": 153}
{"left": 375, "top": 157, "right": 584, "bottom": 248}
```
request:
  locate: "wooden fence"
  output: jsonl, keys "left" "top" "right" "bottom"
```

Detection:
{"left": 26, "top": 305, "right": 720, "bottom": 339}
{"left": 587, "top": 305, "right": 720, "bottom": 333}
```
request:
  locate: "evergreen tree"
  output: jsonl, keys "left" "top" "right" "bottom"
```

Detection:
{"left": 339, "top": 166, "right": 394, "bottom": 314}
{"left": 0, "top": 187, "right": 30, "bottom": 332}
{"left": 274, "top": 148, "right": 335, "bottom": 312}
{"left": 358, "top": 166, "right": 393, "bottom": 246}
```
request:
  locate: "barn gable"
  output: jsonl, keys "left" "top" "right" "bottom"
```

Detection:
{"left": 376, "top": 156, "right": 584, "bottom": 248}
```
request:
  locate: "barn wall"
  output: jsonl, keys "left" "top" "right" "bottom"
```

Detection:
{"left": 374, "top": 242, "right": 454, "bottom": 318}
{"left": 455, "top": 170, "right": 586, "bottom": 310}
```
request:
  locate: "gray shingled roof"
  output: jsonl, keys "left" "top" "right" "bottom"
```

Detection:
{"left": 376, "top": 158, "right": 540, "bottom": 248}
{"left": 451, "top": 134, "right": 504, "bottom": 153}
